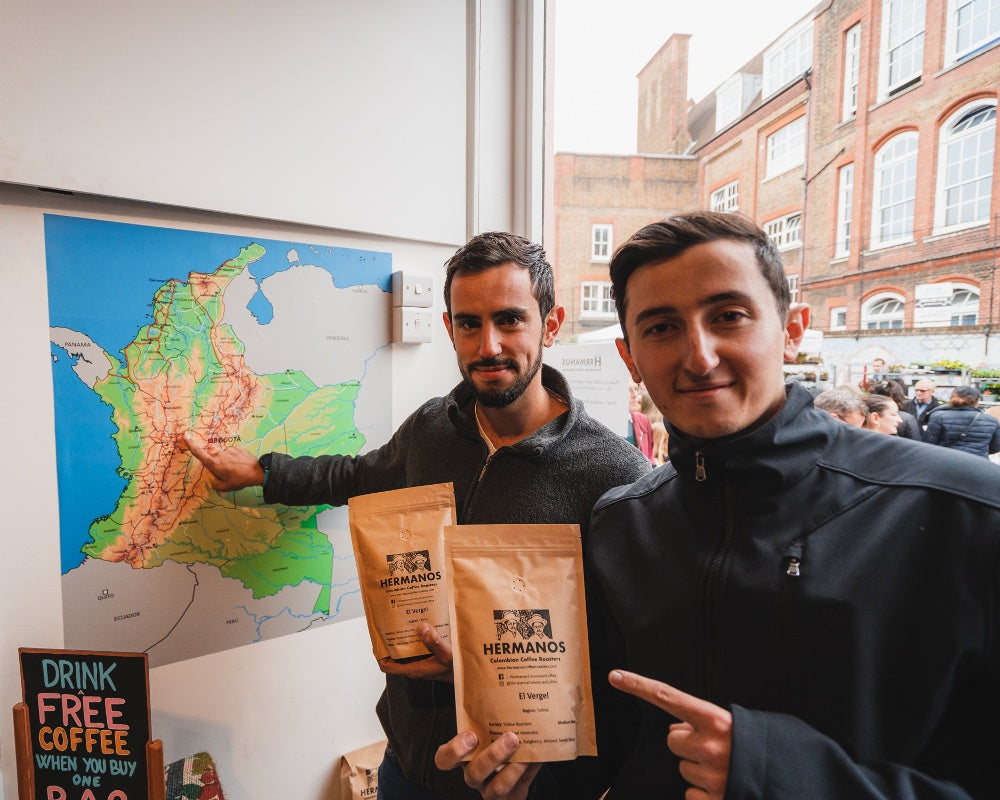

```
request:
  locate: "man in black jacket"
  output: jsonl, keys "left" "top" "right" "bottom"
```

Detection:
{"left": 438, "top": 212, "right": 1000, "bottom": 800}
{"left": 903, "top": 378, "right": 943, "bottom": 427}
{"left": 182, "top": 231, "right": 649, "bottom": 800}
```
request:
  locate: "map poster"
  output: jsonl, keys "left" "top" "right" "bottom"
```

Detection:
{"left": 18, "top": 648, "right": 151, "bottom": 800}
{"left": 46, "top": 215, "right": 393, "bottom": 666}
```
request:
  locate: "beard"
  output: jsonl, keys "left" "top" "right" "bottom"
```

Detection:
{"left": 461, "top": 343, "right": 544, "bottom": 408}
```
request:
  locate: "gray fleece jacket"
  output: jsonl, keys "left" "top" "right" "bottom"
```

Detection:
{"left": 263, "top": 364, "right": 650, "bottom": 798}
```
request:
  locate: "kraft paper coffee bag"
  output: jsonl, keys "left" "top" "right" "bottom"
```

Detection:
{"left": 446, "top": 523, "right": 597, "bottom": 762}
{"left": 348, "top": 483, "right": 456, "bottom": 660}
{"left": 339, "top": 739, "right": 386, "bottom": 799}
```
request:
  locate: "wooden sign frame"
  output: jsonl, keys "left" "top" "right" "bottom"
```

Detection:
{"left": 14, "top": 648, "right": 164, "bottom": 800}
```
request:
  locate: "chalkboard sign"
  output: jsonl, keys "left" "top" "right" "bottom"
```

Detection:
{"left": 18, "top": 649, "right": 152, "bottom": 800}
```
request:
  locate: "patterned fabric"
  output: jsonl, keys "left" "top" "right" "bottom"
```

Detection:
{"left": 165, "top": 752, "right": 226, "bottom": 800}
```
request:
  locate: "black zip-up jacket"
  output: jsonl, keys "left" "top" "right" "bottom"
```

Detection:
{"left": 264, "top": 365, "right": 650, "bottom": 798}
{"left": 587, "top": 384, "right": 1000, "bottom": 799}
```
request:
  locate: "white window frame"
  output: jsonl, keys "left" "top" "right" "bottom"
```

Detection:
{"left": 591, "top": 224, "right": 612, "bottom": 263}
{"left": 842, "top": 24, "right": 861, "bottom": 120}
{"left": 766, "top": 117, "right": 807, "bottom": 178}
{"left": 947, "top": 0, "right": 1000, "bottom": 63}
{"left": 862, "top": 292, "right": 906, "bottom": 329}
{"left": 830, "top": 306, "right": 848, "bottom": 331}
{"left": 949, "top": 284, "right": 980, "bottom": 325}
{"left": 716, "top": 75, "right": 742, "bottom": 131}
{"left": 871, "top": 132, "right": 918, "bottom": 248}
{"left": 879, "top": 0, "right": 926, "bottom": 99}
{"left": 836, "top": 163, "right": 855, "bottom": 257}
{"left": 787, "top": 274, "right": 800, "bottom": 303}
{"left": 580, "top": 281, "right": 616, "bottom": 319}
{"left": 710, "top": 180, "right": 740, "bottom": 213}
{"left": 934, "top": 100, "right": 996, "bottom": 233}
{"left": 764, "top": 212, "right": 803, "bottom": 250}
{"left": 763, "top": 19, "right": 814, "bottom": 99}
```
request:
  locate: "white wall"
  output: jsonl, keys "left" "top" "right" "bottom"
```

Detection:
{"left": 0, "top": 1, "right": 539, "bottom": 797}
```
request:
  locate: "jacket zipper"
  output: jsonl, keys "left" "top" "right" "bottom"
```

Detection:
{"left": 704, "top": 472, "right": 734, "bottom": 700}
{"left": 695, "top": 449, "right": 707, "bottom": 481}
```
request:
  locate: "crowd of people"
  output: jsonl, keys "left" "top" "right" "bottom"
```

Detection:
{"left": 814, "top": 370, "right": 1000, "bottom": 460}
{"left": 184, "top": 212, "right": 1000, "bottom": 799}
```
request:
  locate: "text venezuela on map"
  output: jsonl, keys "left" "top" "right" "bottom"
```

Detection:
{"left": 47, "top": 215, "right": 393, "bottom": 666}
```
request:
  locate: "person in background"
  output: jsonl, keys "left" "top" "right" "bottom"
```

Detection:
{"left": 868, "top": 380, "right": 921, "bottom": 439}
{"left": 180, "top": 231, "right": 650, "bottom": 800}
{"left": 436, "top": 211, "right": 1000, "bottom": 799}
{"left": 922, "top": 385, "right": 1000, "bottom": 459}
{"left": 859, "top": 356, "right": 888, "bottom": 391}
{"left": 861, "top": 393, "right": 903, "bottom": 435}
{"left": 626, "top": 382, "right": 656, "bottom": 465}
{"left": 903, "top": 378, "right": 943, "bottom": 428}
{"left": 640, "top": 388, "right": 668, "bottom": 465}
{"left": 813, "top": 387, "right": 867, "bottom": 427}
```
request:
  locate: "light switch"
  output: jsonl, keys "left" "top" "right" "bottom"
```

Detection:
{"left": 392, "top": 306, "right": 434, "bottom": 343}
{"left": 391, "top": 270, "right": 434, "bottom": 308}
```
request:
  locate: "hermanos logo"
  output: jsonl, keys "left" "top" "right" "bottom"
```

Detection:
{"left": 483, "top": 609, "right": 567, "bottom": 655}
{"left": 378, "top": 549, "right": 442, "bottom": 588}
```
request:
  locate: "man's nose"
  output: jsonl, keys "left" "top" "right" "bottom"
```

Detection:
{"left": 682, "top": 326, "right": 720, "bottom": 375}
{"left": 478, "top": 324, "right": 503, "bottom": 357}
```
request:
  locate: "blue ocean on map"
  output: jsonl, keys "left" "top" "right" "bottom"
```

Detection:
{"left": 45, "top": 214, "right": 393, "bottom": 574}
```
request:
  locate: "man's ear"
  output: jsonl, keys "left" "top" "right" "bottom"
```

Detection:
{"left": 542, "top": 305, "right": 565, "bottom": 347}
{"left": 442, "top": 312, "right": 456, "bottom": 348}
{"left": 615, "top": 337, "right": 643, "bottom": 385}
{"left": 783, "top": 303, "right": 810, "bottom": 363}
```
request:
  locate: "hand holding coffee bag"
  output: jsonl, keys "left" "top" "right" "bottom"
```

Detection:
{"left": 348, "top": 483, "right": 456, "bottom": 660}
{"left": 446, "top": 524, "right": 597, "bottom": 762}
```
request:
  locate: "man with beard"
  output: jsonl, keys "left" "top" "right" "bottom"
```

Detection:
{"left": 180, "top": 230, "right": 650, "bottom": 800}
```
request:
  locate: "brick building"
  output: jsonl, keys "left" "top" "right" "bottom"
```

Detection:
{"left": 551, "top": 0, "right": 1000, "bottom": 375}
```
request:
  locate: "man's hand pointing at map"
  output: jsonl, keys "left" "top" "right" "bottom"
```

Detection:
{"left": 178, "top": 432, "right": 265, "bottom": 492}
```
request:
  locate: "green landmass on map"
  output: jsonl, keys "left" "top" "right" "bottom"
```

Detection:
{"left": 80, "top": 243, "right": 364, "bottom": 610}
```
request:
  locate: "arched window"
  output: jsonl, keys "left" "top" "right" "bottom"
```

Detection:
{"left": 949, "top": 284, "right": 980, "bottom": 325}
{"left": 872, "top": 133, "right": 918, "bottom": 247}
{"left": 862, "top": 293, "right": 906, "bottom": 329}
{"left": 936, "top": 101, "right": 996, "bottom": 231}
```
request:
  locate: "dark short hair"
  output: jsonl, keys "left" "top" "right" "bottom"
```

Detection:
{"left": 609, "top": 211, "right": 791, "bottom": 337}
{"left": 861, "top": 393, "right": 897, "bottom": 416}
{"left": 443, "top": 231, "right": 554, "bottom": 319}
{"left": 950, "top": 385, "right": 980, "bottom": 406}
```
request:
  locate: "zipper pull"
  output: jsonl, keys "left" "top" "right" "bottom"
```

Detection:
{"left": 786, "top": 557, "right": 801, "bottom": 577}
{"left": 695, "top": 450, "right": 706, "bottom": 482}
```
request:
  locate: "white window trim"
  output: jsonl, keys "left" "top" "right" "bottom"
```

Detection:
{"left": 862, "top": 292, "right": 906, "bottom": 329}
{"left": 871, "top": 132, "right": 919, "bottom": 249}
{"left": 787, "top": 274, "right": 800, "bottom": 303}
{"left": 710, "top": 180, "right": 740, "bottom": 212}
{"left": 580, "top": 281, "right": 616, "bottom": 319}
{"left": 591, "top": 224, "right": 613, "bottom": 263}
{"left": 842, "top": 24, "right": 861, "bottom": 120}
{"left": 763, "top": 19, "right": 814, "bottom": 99}
{"left": 836, "top": 163, "right": 855, "bottom": 257}
{"left": 766, "top": 117, "right": 807, "bottom": 178}
{"left": 878, "top": 0, "right": 926, "bottom": 100}
{"left": 946, "top": 0, "right": 1000, "bottom": 64}
{"left": 716, "top": 75, "right": 742, "bottom": 131}
{"left": 933, "top": 100, "right": 996, "bottom": 234}
{"left": 830, "top": 305, "right": 848, "bottom": 331}
{"left": 765, "top": 212, "right": 803, "bottom": 250}
{"left": 949, "top": 282, "right": 981, "bottom": 325}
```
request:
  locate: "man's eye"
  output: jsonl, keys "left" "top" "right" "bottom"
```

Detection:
{"left": 718, "top": 310, "right": 746, "bottom": 323}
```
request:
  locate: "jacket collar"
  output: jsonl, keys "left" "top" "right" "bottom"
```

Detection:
{"left": 445, "top": 364, "right": 577, "bottom": 458}
{"left": 666, "top": 383, "right": 838, "bottom": 490}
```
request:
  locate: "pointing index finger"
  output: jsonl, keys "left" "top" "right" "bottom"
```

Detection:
{"left": 609, "top": 669, "right": 720, "bottom": 728}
